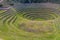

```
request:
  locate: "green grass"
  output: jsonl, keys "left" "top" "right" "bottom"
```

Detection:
{"left": 0, "top": 8, "right": 60, "bottom": 40}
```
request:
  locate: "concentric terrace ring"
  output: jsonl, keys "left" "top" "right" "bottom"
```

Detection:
{"left": 16, "top": 3, "right": 60, "bottom": 21}
{"left": 22, "top": 8, "right": 60, "bottom": 21}
{"left": 19, "top": 3, "right": 60, "bottom": 33}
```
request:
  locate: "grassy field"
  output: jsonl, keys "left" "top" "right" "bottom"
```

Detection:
{"left": 0, "top": 7, "right": 60, "bottom": 40}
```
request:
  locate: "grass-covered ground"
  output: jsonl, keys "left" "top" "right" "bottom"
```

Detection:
{"left": 0, "top": 7, "right": 60, "bottom": 40}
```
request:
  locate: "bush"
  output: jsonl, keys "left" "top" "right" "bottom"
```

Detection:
{"left": 0, "top": 4, "right": 3, "bottom": 7}
{"left": 9, "top": 3, "right": 14, "bottom": 6}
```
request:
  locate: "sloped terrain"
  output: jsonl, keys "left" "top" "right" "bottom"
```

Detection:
{"left": 0, "top": 3, "right": 60, "bottom": 40}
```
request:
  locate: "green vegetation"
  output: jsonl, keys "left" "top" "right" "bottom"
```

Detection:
{"left": 0, "top": 7, "right": 60, "bottom": 40}
{"left": 0, "top": 4, "right": 3, "bottom": 7}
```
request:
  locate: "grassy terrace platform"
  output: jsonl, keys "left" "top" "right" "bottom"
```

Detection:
{"left": 0, "top": 3, "right": 60, "bottom": 40}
